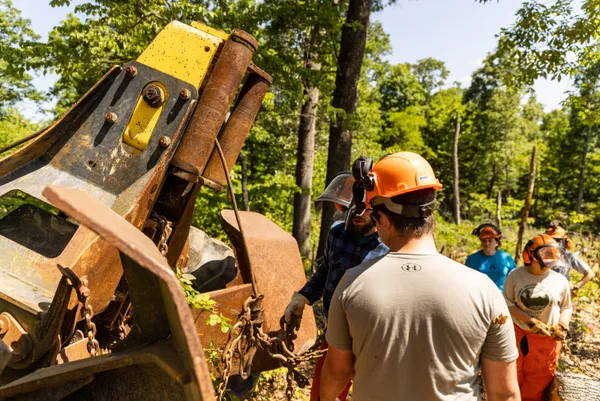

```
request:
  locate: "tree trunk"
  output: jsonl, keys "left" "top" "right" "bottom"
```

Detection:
{"left": 515, "top": 146, "right": 537, "bottom": 264}
{"left": 496, "top": 190, "right": 502, "bottom": 228}
{"left": 487, "top": 164, "right": 497, "bottom": 199}
{"left": 452, "top": 112, "right": 461, "bottom": 225}
{"left": 239, "top": 153, "right": 249, "bottom": 212}
{"left": 293, "top": 44, "right": 321, "bottom": 257}
{"left": 576, "top": 126, "right": 592, "bottom": 214}
{"left": 318, "top": 0, "right": 372, "bottom": 258}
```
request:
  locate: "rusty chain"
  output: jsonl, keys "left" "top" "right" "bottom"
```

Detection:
{"left": 82, "top": 291, "right": 101, "bottom": 356}
{"left": 211, "top": 139, "right": 326, "bottom": 400}
{"left": 217, "top": 294, "right": 326, "bottom": 401}
{"left": 150, "top": 212, "right": 173, "bottom": 256}
{"left": 57, "top": 265, "right": 101, "bottom": 357}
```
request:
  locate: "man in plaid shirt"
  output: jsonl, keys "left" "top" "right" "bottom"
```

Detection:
{"left": 284, "top": 199, "right": 388, "bottom": 401}
{"left": 297, "top": 219, "right": 388, "bottom": 318}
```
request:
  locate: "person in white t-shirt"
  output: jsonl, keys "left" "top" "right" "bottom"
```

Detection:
{"left": 503, "top": 234, "right": 572, "bottom": 401}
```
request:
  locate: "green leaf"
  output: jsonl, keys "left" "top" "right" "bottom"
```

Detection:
{"left": 181, "top": 273, "right": 196, "bottom": 281}
{"left": 207, "top": 314, "right": 220, "bottom": 326}
{"left": 194, "top": 293, "right": 211, "bottom": 303}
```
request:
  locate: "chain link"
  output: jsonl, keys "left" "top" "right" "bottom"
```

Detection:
{"left": 217, "top": 295, "right": 326, "bottom": 401}
{"left": 57, "top": 265, "right": 102, "bottom": 358}
{"left": 83, "top": 294, "right": 101, "bottom": 356}
{"left": 151, "top": 212, "right": 172, "bottom": 256}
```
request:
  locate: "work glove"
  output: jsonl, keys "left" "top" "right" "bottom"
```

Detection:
{"left": 551, "top": 322, "right": 569, "bottom": 341}
{"left": 527, "top": 318, "right": 552, "bottom": 337}
{"left": 284, "top": 292, "right": 309, "bottom": 324}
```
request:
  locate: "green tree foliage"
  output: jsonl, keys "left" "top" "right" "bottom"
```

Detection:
{"left": 381, "top": 105, "right": 427, "bottom": 152}
{"left": 6, "top": 0, "right": 600, "bottom": 257}
{"left": 378, "top": 62, "right": 426, "bottom": 116}
{"left": 476, "top": 0, "right": 600, "bottom": 88}
{"left": 0, "top": 0, "right": 40, "bottom": 116}
{"left": 43, "top": 0, "right": 240, "bottom": 113}
{"left": 413, "top": 57, "right": 449, "bottom": 101}
{"left": 0, "top": 109, "right": 42, "bottom": 150}
{"left": 422, "top": 86, "right": 464, "bottom": 205}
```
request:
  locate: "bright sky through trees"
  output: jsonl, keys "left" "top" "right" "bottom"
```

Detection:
{"left": 17, "top": 0, "right": 572, "bottom": 121}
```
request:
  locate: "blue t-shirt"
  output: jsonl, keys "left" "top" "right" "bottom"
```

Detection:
{"left": 465, "top": 250, "right": 516, "bottom": 291}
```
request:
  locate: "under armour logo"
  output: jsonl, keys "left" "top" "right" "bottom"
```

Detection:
{"left": 401, "top": 263, "right": 422, "bottom": 272}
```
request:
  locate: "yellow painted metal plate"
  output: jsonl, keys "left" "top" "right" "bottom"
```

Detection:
{"left": 190, "top": 21, "right": 229, "bottom": 41}
{"left": 123, "top": 82, "right": 167, "bottom": 151}
{"left": 136, "top": 21, "right": 225, "bottom": 90}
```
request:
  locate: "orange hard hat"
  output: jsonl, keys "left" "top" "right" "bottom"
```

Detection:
{"left": 523, "top": 234, "right": 564, "bottom": 266}
{"left": 364, "top": 152, "right": 442, "bottom": 214}
{"left": 473, "top": 224, "right": 502, "bottom": 240}
{"left": 546, "top": 225, "right": 573, "bottom": 249}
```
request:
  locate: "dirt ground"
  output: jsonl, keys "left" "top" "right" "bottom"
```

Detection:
{"left": 560, "top": 293, "right": 600, "bottom": 380}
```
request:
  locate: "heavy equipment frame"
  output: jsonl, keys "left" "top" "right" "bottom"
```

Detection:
{"left": 0, "top": 21, "right": 316, "bottom": 400}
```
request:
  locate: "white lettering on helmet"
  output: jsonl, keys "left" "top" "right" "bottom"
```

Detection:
{"left": 418, "top": 175, "right": 430, "bottom": 183}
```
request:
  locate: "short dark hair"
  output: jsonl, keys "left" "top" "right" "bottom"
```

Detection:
{"left": 373, "top": 189, "right": 436, "bottom": 238}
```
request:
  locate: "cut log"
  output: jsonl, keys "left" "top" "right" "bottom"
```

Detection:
{"left": 555, "top": 371, "right": 600, "bottom": 401}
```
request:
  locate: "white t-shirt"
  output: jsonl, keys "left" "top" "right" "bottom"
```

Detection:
{"left": 503, "top": 267, "right": 572, "bottom": 331}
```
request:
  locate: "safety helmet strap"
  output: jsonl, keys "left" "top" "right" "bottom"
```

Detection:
{"left": 371, "top": 196, "right": 435, "bottom": 218}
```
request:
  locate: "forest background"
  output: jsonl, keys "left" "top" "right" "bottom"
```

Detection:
{"left": 3, "top": 0, "right": 600, "bottom": 280}
{"left": 3, "top": 0, "right": 600, "bottom": 398}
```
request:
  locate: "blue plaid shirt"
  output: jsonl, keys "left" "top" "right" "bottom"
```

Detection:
{"left": 299, "top": 221, "right": 388, "bottom": 316}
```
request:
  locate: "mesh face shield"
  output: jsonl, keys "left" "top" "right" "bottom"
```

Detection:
{"left": 534, "top": 244, "right": 566, "bottom": 268}
{"left": 315, "top": 172, "right": 354, "bottom": 208}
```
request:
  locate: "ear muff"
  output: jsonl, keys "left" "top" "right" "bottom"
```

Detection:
{"left": 363, "top": 175, "right": 375, "bottom": 192}
{"left": 523, "top": 239, "right": 534, "bottom": 265}
{"left": 352, "top": 156, "right": 373, "bottom": 182}
{"left": 565, "top": 237, "right": 573, "bottom": 250}
{"left": 349, "top": 156, "right": 374, "bottom": 217}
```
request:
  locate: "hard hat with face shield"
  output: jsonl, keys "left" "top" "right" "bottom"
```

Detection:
{"left": 523, "top": 234, "right": 567, "bottom": 269}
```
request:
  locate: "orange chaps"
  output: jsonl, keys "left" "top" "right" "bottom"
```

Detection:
{"left": 310, "top": 339, "right": 352, "bottom": 401}
{"left": 514, "top": 324, "right": 562, "bottom": 401}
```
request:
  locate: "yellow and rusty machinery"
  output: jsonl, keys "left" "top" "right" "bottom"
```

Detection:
{"left": 0, "top": 21, "right": 316, "bottom": 400}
